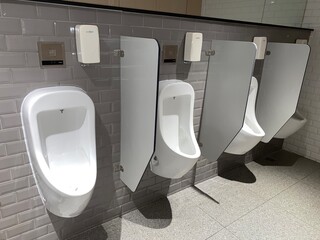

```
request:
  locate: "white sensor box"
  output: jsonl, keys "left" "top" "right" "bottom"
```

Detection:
{"left": 184, "top": 32, "right": 203, "bottom": 62}
{"left": 253, "top": 36, "right": 267, "bottom": 60}
{"left": 75, "top": 25, "right": 100, "bottom": 64}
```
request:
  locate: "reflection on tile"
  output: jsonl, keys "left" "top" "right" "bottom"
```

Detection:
{"left": 269, "top": 182, "right": 320, "bottom": 230}
{"left": 227, "top": 201, "right": 320, "bottom": 240}
{"left": 207, "top": 229, "right": 239, "bottom": 240}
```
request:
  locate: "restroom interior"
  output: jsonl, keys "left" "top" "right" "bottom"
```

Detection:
{"left": 0, "top": 0, "right": 320, "bottom": 240}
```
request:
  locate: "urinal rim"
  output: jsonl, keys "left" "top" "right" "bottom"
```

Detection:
{"left": 158, "top": 80, "right": 201, "bottom": 159}
{"left": 21, "top": 86, "right": 97, "bottom": 198}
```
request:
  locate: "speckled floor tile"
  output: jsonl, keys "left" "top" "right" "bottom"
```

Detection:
{"left": 302, "top": 169, "right": 320, "bottom": 192}
{"left": 194, "top": 177, "right": 265, "bottom": 227}
{"left": 268, "top": 182, "right": 320, "bottom": 230}
{"left": 103, "top": 197, "right": 222, "bottom": 240}
{"left": 206, "top": 228, "right": 239, "bottom": 240}
{"left": 227, "top": 201, "right": 320, "bottom": 240}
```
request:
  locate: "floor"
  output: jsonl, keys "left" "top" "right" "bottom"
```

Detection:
{"left": 76, "top": 150, "right": 320, "bottom": 240}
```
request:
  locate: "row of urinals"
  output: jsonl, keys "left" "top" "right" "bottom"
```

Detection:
{"left": 21, "top": 78, "right": 305, "bottom": 218}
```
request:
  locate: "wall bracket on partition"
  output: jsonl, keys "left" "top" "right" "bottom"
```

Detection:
{"left": 199, "top": 40, "right": 257, "bottom": 162}
{"left": 120, "top": 36, "right": 159, "bottom": 192}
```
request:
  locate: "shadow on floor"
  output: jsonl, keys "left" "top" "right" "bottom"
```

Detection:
{"left": 124, "top": 197, "right": 172, "bottom": 229}
{"left": 219, "top": 164, "right": 257, "bottom": 184}
{"left": 68, "top": 226, "right": 108, "bottom": 240}
{"left": 255, "top": 150, "right": 301, "bottom": 166}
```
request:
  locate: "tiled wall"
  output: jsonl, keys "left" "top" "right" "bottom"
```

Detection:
{"left": 0, "top": 1, "right": 311, "bottom": 239}
{"left": 283, "top": 0, "right": 320, "bottom": 163}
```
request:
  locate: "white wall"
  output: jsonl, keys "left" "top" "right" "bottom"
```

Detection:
{"left": 283, "top": 0, "right": 320, "bottom": 163}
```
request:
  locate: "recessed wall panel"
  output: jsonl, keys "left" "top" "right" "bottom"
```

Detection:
{"left": 199, "top": 40, "right": 256, "bottom": 161}
{"left": 120, "top": 36, "right": 159, "bottom": 191}
{"left": 256, "top": 43, "right": 310, "bottom": 143}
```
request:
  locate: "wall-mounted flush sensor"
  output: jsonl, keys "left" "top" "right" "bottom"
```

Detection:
{"left": 296, "top": 39, "right": 308, "bottom": 44}
{"left": 75, "top": 25, "right": 100, "bottom": 64}
{"left": 253, "top": 36, "right": 267, "bottom": 60}
{"left": 163, "top": 45, "right": 178, "bottom": 63}
{"left": 184, "top": 32, "right": 203, "bottom": 62}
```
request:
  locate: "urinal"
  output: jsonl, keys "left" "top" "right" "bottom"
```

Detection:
{"left": 225, "top": 77, "right": 265, "bottom": 155}
{"left": 274, "top": 110, "right": 307, "bottom": 138}
{"left": 21, "top": 86, "right": 97, "bottom": 218}
{"left": 150, "top": 80, "right": 201, "bottom": 179}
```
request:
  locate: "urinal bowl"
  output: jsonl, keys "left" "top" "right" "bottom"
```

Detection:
{"left": 150, "top": 80, "right": 201, "bottom": 179}
{"left": 21, "top": 86, "right": 97, "bottom": 218}
{"left": 274, "top": 111, "right": 307, "bottom": 139}
{"left": 225, "top": 77, "right": 265, "bottom": 155}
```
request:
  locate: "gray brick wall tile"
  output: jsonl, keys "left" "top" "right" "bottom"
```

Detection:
{"left": 97, "top": 10, "right": 121, "bottom": 24}
{"left": 132, "top": 27, "right": 153, "bottom": 38}
{"left": 18, "top": 206, "right": 45, "bottom": 223}
{"left": 109, "top": 25, "right": 132, "bottom": 37}
{"left": 0, "top": 144, "right": 6, "bottom": 157}
{"left": 0, "top": 69, "right": 13, "bottom": 84}
{"left": 100, "top": 90, "right": 120, "bottom": 102}
{"left": 2, "top": 1, "right": 37, "bottom": 19}
{"left": 55, "top": 22, "right": 76, "bottom": 37}
{"left": 25, "top": 52, "right": 40, "bottom": 67}
{"left": 6, "top": 220, "right": 34, "bottom": 238}
{"left": 37, "top": 232, "right": 59, "bottom": 240}
{"left": 6, "top": 141, "right": 25, "bottom": 155}
{"left": 16, "top": 186, "right": 39, "bottom": 202}
{"left": 69, "top": 7, "right": 97, "bottom": 23}
{"left": 11, "top": 164, "right": 32, "bottom": 179}
{"left": 143, "top": 15, "right": 162, "bottom": 27}
{"left": 0, "top": 154, "right": 24, "bottom": 170}
{"left": 12, "top": 68, "right": 45, "bottom": 83}
{"left": 34, "top": 215, "right": 50, "bottom": 228}
{"left": 0, "top": 177, "right": 28, "bottom": 198}
{"left": 22, "top": 19, "right": 55, "bottom": 36}
{"left": 0, "top": 35, "right": 6, "bottom": 51}
{"left": 163, "top": 17, "right": 181, "bottom": 29}
{"left": 0, "top": 18, "right": 22, "bottom": 35}
{"left": 0, "top": 169, "right": 11, "bottom": 183}
{"left": 122, "top": 13, "right": 143, "bottom": 26}
{"left": 0, "top": 52, "right": 26, "bottom": 67}
{"left": 2, "top": 200, "right": 31, "bottom": 217}
{"left": 0, "top": 113, "right": 22, "bottom": 129}
{"left": 0, "top": 215, "right": 18, "bottom": 230}
{"left": 180, "top": 20, "right": 196, "bottom": 30}
{"left": 0, "top": 193, "right": 16, "bottom": 207}
{"left": 37, "top": 5, "right": 69, "bottom": 20}
{"left": 6, "top": 35, "right": 39, "bottom": 52}
{"left": 153, "top": 29, "right": 171, "bottom": 40}
{"left": 0, "top": 100, "right": 17, "bottom": 114}
{"left": 44, "top": 68, "right": 72, "bottom": 82}
{"left": 20, "top": 225, "right": 48, "bottom": 240}
{"left": 0, "top": 85, "right": 26, "bottom": 99}
{"left": 0, "top": 128, "right": 20, "bottom": 144}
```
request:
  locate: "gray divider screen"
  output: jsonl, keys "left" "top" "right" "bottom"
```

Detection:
{"left": 256, "top": 43, "right": 310, "bottom": 143}
{"left": 120, "top": 36, "right": 159, "bottom": 192}
{"left": 199, "top": 40, "right": 256, "bottom": 161}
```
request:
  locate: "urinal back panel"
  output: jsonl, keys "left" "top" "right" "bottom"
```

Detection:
{"left": 256, "top": 43, "right": 310, "bottom": 142}
{"left": 199, "top": 40, "right": 256, "bottom": 161}
{"left": 120, "top": 36, "right": 159, "bottom": 192}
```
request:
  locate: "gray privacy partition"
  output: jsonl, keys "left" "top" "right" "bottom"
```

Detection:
{"left": 256, "top": 43, "right": 310, "bottom": 143}
{"left": 199, "top": 40, "right": 257, "bottom": 161}
{"left": 120, "top": 36, "right": 159, "bottom": 192}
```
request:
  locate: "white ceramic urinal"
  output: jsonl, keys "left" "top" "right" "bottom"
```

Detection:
{"left": 225, "top": 77, "right": 265, "bottom": 155}
{"left": 21, "top": 86, "right": 96, "bottom": 218}
{"left": 150, "top": 80, "right": 201, "bottom": 179}
{"left": 274, "top": 110, "right": 307, "bottom": 138}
